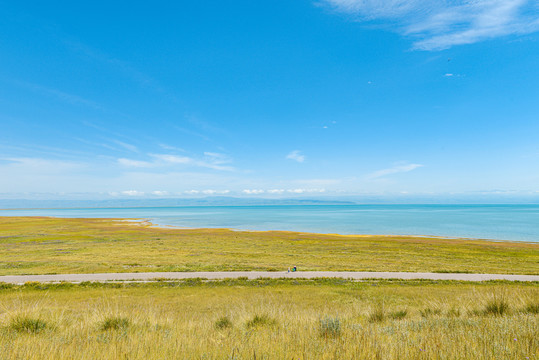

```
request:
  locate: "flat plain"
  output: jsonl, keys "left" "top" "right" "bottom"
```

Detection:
{"left": 1, "top": 217, "right": 538, "bottom": 275}
{"left": 1, "top": 216, "right": 538, "bottom": 359}
{"left": 0, "top": 279, "right": 538, "bottom": 359}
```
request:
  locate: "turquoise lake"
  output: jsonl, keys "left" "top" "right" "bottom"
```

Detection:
{"left": 1, "top": 204, "right": 539, "bottom": 242}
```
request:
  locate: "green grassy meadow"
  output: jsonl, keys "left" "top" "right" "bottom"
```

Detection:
{"left": 0, "top": 280, "right": 537, "bottom": 359}
{"left": 0, "top": 217, "right": 538, "bottom": 275}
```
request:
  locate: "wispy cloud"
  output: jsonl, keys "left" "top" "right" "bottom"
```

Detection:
{"left": 367, "top": 163, "right": 423, "bottom": 179}
{"left": 321, "top": 0, "right": 539, "bottom": 50}
{"left": 152, "top": 153, "right": 235, "bottom": 171}
{"left": 112, "top": 140, "right": 138, "bottom": 153}
{"left": 159, "top": 143, "right": 186, "bottom": 152}
{"left": 204, "top": 152, "right": 232, "bottom": 164}
{"left": 286, "top": 150, "right": 305, "bottom": 163}
{"left": 118, "top": 152, "right": 235, "bottom": 171}
{"left": 151, "top": 154, "right": 192, "bottom": 164}
{"left": 173, "top": 126, "right": 212, "bottom": 142}
{"left": 186, "top": 114, "right": 228, "bottom": 135}
{"left": 15, "top": 81, "right": 105, "bottom": 110}
{"left": 65, "top": 40, "right": 166, "bottom": 93}
{"left": 118, "top": 158, "right": 153, "bottom": 168}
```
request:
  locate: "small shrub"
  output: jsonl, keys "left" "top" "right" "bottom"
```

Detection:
{"left": 100, "top": 317, "right": 130, "bottom": 331}
{"left": 319, "top": 317, "right": 341, "bottom": 338}
{"left": 484, "top": 298, "right": 509, "bottom": 316}
{"left": 10, "top": 316, "right": 47, "bottom": 334}
{"left": 368, "top": 304, "right": 385, "bottom": 323}
{"left": 215, "top": 316, "right": 233, "bottom": 329}
{"left": 420, "top": 308, "right": 441, "bottom": 318}
{"left": 246, "top": 314, "right": 276, "bottom": 328}
{"left": 468, "top": 309, "right": 483, "bottom": 317}
{"left": 523, "top": 303, "right": 539, "bottom": 314}
{"left": 390, "top": 309, "right": 408, "bottom": 320}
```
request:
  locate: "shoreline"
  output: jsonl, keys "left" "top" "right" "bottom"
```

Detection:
{"left": 1, "top": 215, "right": 535, "bottom": 244}
{"left": 2, "top": 216, "right": 537, "bottom": 276}
{"left": 2, "top": 203, "right": 539, "bottom": 243}
{"left": 126, "top": 218, "right": 537, "bottom": 245}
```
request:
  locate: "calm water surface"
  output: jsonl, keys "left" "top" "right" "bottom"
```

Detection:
{"left": 1, "top": 204, "right": 539, "bottom": 242}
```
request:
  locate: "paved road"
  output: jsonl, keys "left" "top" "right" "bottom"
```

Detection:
{"left": 0, "top": 271, "right": 538, "bottom": 284}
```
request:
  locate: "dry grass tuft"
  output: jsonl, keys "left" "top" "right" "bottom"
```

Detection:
{"left": 9, "top": 316, "right": 47, "bottom": 334}
{"left": 215, "top": 316, "right": 233, "bottom": 329}
{"left": 246, "top": 314, "right": 276, "bottom": 328}
{"left": 368, "top": 303, "right": 386, "bottom": 323}
{"left": 319, "top": 317, "right": 341, "bottom": 338}
{"left": 390, "top": 309, "right": 408, "bottom": 320}
{"left": 99, "top": 316, "right": 130, "bottom": 331}
{"left": 483, "top": 292, "right": 510, "bottom": 316}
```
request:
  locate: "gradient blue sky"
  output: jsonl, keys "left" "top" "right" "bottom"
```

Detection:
{"left": 1, "top": 0, "right": 539, "bottom": 199}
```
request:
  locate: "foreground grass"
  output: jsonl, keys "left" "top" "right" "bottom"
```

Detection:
{"left": 0, "top": 280, "right": 537, "bottom": 359}
{"left": 0, "top": 217, "right": 538, "bottom": 275}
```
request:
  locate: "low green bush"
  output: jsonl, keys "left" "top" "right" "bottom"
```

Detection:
{"left": 319, "top": 317, "right": 341, "bottom": 338}
{"left": 10, "top": 316, "right": 47, "bottom": 334}
{"left": 99, "top": 317, "right": 130, "bottom": 331}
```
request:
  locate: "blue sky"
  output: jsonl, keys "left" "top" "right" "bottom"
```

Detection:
{"left": 1, "top": 0, "right": 539, "bottom": 199}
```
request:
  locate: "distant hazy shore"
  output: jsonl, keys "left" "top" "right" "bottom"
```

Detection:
{"left": 2, "top": 203, "right": 539, "bottom": 242}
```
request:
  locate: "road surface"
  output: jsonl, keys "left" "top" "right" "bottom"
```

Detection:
{"left": 0, "top": 271, "right": 538, "bottom": 284}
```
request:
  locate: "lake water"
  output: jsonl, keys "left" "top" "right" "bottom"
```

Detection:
{"left": 2, "top": 204, "right": 539, "bottom": 242}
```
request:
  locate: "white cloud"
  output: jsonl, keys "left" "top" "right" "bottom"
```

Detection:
{"left": 367, "top": 163, "right": 424, "bottom": 179}
{"left": 267, "top": 189, "right": 285, "bottom": 194}
{"left": 151, "top": 190, "right": 169, "bottom": 196}
{"left": 117, "top": 152, "right": 237, "bottom": 172}
{"left": 151, "top": 153, "right": 235, "bottom": 171}
{"left": 199, "top": 189, "right": 230, "bottom": 195}
{"left": 151, "top": 154, "right": 192, "bottom": 164}
{"left": 287, "top": 189, "right": 305, "bottom": 194}
{"left": 184, "top": 190, "right": 200, "bottom": 194}
{"left": 242, "top": 189, "right": 265, "bottom": 194}
{"left": 444, "top": 73, "right": 454, "bottom": 77}
{"left": 118, "top": 158, "right": 153, "bottom": 168}
{"left": 286, "top": 150, "right": 305, "bottom": 163}
{"left": 286, "top": 188, "right": 326, "bottom": 194}
{"left": 204, "top": 152, "right": 232, "bottom": 164}
{"left": 159, "top": 143, "right": 185, "bottom": 152}
{"left": 322, "top": 0, "right": 539, "bottom": 50}
{"left": 1, "top": 157, "right": 83, "bottom": 173}
{"left": 112, "top": 140, "right": 138, "bottom": 153}
{"left": 121, "top": 190, "right": 145, "bottom": 196}
{"left": 15, "top": 81, "right": 105, "bottom": 110}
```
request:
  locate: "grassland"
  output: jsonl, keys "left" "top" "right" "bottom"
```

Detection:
{"left": 0, "top": 280, "right": 537, "bottom": 359}
{"left": 0, "top": 217, "right": 538, "bottom": 275}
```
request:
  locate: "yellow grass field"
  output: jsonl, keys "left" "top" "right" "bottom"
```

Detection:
{"left": 0, "top": 280, "right": 537, "bottom": 359}
{"left": 1, "top": 217, "right": 538, "bottom": 359}
{"left": 0, "top": 216, "right": 538, "bottom": 275}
